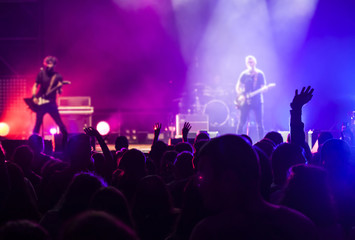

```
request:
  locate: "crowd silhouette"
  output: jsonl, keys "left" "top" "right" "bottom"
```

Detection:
{"left": 1, "top": 86, "right": 355, "bottom": 239}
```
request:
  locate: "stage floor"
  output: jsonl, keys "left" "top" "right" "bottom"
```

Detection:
{"left": 99, "top": 144, "right": 152, "bottom": 153}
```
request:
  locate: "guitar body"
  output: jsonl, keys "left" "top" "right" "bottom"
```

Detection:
{"left": 37, "top": 97, "right": 50, "bottom": 105}
{"left": 24, "top": 98, "right": 40, "bottom": 112}
{"left": 235, "top": 94, "right": 249, "bottom": 108}
{"left": 235, "top": 83, "right": 276, "bottom": 109}
{"left": 24, "top": 97, "right": 50, "bottom": 113}
{"left": 24, "top": 81, "right": 71, "bottom": 113}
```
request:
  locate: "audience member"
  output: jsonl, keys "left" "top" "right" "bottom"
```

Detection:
{"left": 40, "top": 172, "right": 107, "bottom": 238}
{"left": 0, "top": 219, "right": 50, "bottom": 240}
{"left": 132, "top": 175, "right": 177, "bottom": 240}
{"left": 264, "top": 131, "right": 284, "bottom": 146}
{"left": 115, "top": 135, "right": 129, "bottom": 151}
{"left": 253, "top": 146, "right": 273, "bottom": 201}
{"left": 89, "top": 186, "right": 135, "bottom": 229}
{"left": 12, "top": 145, "right": 42, "bottom": 194}
{"left": 174, "top": 142, "right": 194, "bottom": 154}
{"left": 59, "top": 210, "right": 138, "bottom": 240}
{"left": 160, "top": 150, "right": 178, "bottom": 183}
{"left": 254, "top": 138, "right": 275, "bottom": 159}
{"left": 38, "top": 134, "right": 93, "bottom": 213}
{"left": 190, "top": 134, "right": 318, "bottom": 239}
{"left": 194, "top": 131, "right": 210, "bottom": 145}
{"left": 0, "top": 161, "right": 40, "bottom": 224}
{"left": 28, "top": 134, "right": 57, "bottom": 175}
{"left": 168, "top": 151, "right": 194, "bottom": 208}
{"left": 281, "top": 164, "right": 343, "bottom": 240}
{"left": 321, "top": 138, "right": 355, "bottom": 237}
{"left": 271, "top": 143, "right": 306, "bottom": 197}
{"left": 311, "top": 131, "right": 334, "bottom": 166}
{"left": 113, "top": 148, "right": 147, "bottom": 203}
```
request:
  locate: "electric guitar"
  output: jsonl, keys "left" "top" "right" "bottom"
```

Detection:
{"left": 235, "top": 83, "right": 276, "bottom": 108}
{"left": 24, "top": 81, "right": 71, "bottom": 112}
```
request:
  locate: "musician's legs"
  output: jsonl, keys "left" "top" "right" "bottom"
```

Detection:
{"left": 33, "top": 107, "right": 46, "bottom": 134}
{"left": 48, "top": 103, "right": 68, "bottom": 149}
{"left": 237, "top": 106, "right": 249, "bottom": 134}
{"left": 254, "top": 103, "right": 264, "bottom": 139}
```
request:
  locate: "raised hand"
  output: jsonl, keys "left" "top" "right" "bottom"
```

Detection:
{"left": 153, "top": 123, "right": 162, "bottom": 144}
{"left": 84, "top": 126, "right": 101, "bottom": 138}
{"left": 290, "top": 86, "right": 314, "bottom": 110}
{"left": 182, "top": 122, "right": 192, "bottom": 142}
{"left": 154, "top": 123, "right": 162, "bottom": 138}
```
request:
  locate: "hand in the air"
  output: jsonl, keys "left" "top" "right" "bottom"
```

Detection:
{"left": 84, "top": 127, "right": 101, "bottom": 137}
{"left": 154, "top": 123, "right": 162, "bottom": 138}
{"left": 290, "top": 86, "right": 314, "bottom": 110}
{"left": 182, "top": 122, "right": 191, "bottom": 138}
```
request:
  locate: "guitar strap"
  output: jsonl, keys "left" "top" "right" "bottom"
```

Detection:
{"left": 45, "top": 74, "right": 57, "bottom": 96}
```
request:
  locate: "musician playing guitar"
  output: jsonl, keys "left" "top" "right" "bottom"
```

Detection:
{"left": 31, "top": 56, "right": 68, "bottom": 145}
{"left": 235, "top": 55, "right": 266, "bottom": 139}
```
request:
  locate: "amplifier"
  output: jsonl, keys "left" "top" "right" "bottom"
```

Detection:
{"left": 58, "top": 96, "right": 93, "bottom": 133}
{"left": 176, "top": 114, "right": 209, "bottom": 136}
{"left": 59, "top": 96, "right": 91, "bottom": 107}
{"left": 58, "top": 106, "right": 94, "bottom": 115}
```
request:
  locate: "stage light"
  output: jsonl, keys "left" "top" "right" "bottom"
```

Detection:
{"left": 0, "top": 122, "right": 10, "bottom": 137}
{"left": 96, "top": 121, "right": 110, "bottom": 135}
{"left": 50, "top": 127, "right": 58, "bottom": 135}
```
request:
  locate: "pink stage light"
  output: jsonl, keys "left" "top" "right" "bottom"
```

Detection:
{"left": 50, "top": 127, "right": 57, "bottom": 135}
{"left": 96, "top": 121, "right": 110, "bottom": 135}
{"left": 0, "top": 122, "right": 10, "bottom": 137}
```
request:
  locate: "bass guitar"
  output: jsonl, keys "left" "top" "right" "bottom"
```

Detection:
{"left": 235, "top": 83, "right": 276, "bottom": 108}
{"left": 24, "top": 81, "right": 71, "bottom": 112}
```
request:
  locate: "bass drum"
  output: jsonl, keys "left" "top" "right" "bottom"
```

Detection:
{"left": 203, "top": 99, "right": 230, "bottom": 127}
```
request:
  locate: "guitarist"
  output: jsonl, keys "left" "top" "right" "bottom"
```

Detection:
{"left": 235, "top": 55, "right": 266, "bottom": 139}
{"left": 31, "top": 56, "right": 68, "bottom": 145}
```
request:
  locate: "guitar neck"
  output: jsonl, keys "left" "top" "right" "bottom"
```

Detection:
{"left": 45, "top": 85, "right": 60, "bottom": 97}
{"left": 249, "top": 86, "right": 267, "bottom": 97}
{"left": 44, "top": 81, "right": 70, "bottom": 97}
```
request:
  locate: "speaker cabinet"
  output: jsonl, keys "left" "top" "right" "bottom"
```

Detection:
{"left": 175, "top": 114, "right": 209, "bottom": 136}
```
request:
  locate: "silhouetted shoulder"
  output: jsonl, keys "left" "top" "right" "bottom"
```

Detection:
{"left": 268, "top": 204, "right": 318, "bottom": 239}
{"left": 191, "top": 205, "right": 318, "bottom": 240}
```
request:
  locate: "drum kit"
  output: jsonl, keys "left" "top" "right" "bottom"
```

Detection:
{"left": 177, "top": 82, "right": 236, "bottom": 128}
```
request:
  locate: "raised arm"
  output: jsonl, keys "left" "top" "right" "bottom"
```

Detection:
{"left": 84, "top": 127, "right": 114, "bottom": 176}
{"left": 182, "top": 122, "right": 191, "bottom": 143}
{"left": 290, "top": 86, "right": 314, "bottom": 148}
{"left": 153, "top": 123, "right": 162, "bottom": 145}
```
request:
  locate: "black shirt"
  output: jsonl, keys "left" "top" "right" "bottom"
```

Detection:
{"left": 35, "top": 68, "right": 63, "bottom": 102}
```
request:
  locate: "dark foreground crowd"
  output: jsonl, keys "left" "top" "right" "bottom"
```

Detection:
{"left": 1, "top": 86, "right": 355, "bottom": 240}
